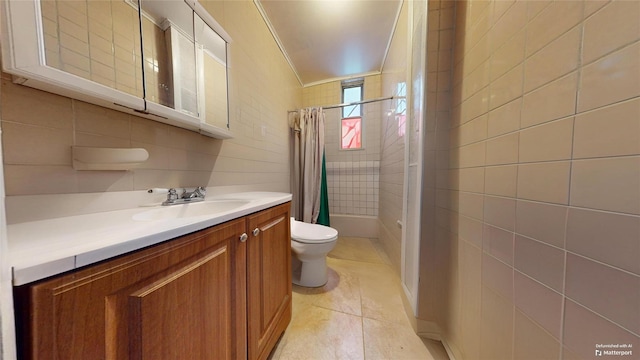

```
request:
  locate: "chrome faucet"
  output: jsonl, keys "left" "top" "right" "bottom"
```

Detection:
{"left": 148, "top": 187, "right": 207, "bottom": 206}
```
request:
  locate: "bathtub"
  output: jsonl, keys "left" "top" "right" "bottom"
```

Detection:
{"left": 329, "top": 214, "right": 379, "bottom": 238}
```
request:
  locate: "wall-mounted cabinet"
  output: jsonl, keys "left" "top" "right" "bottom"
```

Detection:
{"left": 1, "top": 0, "right": 232, "bottom": 139}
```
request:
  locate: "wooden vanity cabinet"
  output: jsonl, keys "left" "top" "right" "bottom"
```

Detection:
{"left": 13, "top": 203, "right": 292, "bottom": 360}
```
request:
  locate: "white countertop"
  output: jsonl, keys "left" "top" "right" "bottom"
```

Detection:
{"left": 8, "top": 192, "right": 292, "bottom": 285}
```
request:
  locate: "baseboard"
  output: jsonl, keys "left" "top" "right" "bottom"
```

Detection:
{"left": 416, "top": 326, "right": 458, "bottom": 360}
{"left": 376, "top": 219, "right": 402, "bottom": 275}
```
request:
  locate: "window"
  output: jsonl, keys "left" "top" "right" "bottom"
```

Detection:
{"left": 341, "top": 79, "right": 363, "bottom": 150}
{"left": 342, "top": 85, "right": 361, "bottom": 118}
{"left": 341, "top": 117, "right": 362, "bottom": 149}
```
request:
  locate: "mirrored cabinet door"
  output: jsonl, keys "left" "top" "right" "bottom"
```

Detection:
{"left": 138, "top": 1, "right": 172, "bottom": 109}
{"left": 195, "top": 13, "right": 229, "bottom": 131}
{"left": 40, "top": 0, "right": 144, "bottom": 98}
{"left": 139, "top": 0, "right": 200, "bottom": 120}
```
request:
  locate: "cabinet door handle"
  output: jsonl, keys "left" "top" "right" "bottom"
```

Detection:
{"left": 239, "top": 233, "right": 248, "bottom": 242}
{"left": 252, "top": 228, "right": 260, "bottom": 236}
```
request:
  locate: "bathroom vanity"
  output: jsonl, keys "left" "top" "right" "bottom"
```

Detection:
{"left": 9, "top": 193, "right": 292, "bottom": 360}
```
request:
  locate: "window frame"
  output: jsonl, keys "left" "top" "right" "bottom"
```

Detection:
{"left": 340, "top": 79, "right": 364, "bottom": 151}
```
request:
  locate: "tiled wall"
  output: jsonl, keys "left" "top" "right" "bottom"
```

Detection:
{"left": 326, "top": 161, "right": 379, "bottom": 216}
{"left": 1, "top": 0, "right": 301, "bottom": 199}
{"left": 302, "top": 76, "right": 382, "bottom": 217}
{"left": 440, "top": 1, "right": 640, "bottom": 359}
{"left": 379, "top": 0, "right": 408, "bottom": 272}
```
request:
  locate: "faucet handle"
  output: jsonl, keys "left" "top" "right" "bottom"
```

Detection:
{"left": 195, "top": 186, "right": 206, "bottom": 197}
{"left": 167, "top": 188, "right": 179, "bottom": 201}
{"left": 148, "top": 187, "right": 180, "bottom": 200}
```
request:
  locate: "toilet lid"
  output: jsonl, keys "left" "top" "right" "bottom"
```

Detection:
{"left": 291, "top": 219, "right": 338, "bottom": 244}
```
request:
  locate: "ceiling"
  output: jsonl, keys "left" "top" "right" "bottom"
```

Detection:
{"left": 255, "top": 0, "right": 403, "bottom": 87}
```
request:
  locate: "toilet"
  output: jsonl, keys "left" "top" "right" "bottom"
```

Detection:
{"left": 290, "top": 217, "right": 338, "bottom": 287}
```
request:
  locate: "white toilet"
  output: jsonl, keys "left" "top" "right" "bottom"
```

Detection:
{"left": 290, "top": 217, "right": 338, "bottom": 287}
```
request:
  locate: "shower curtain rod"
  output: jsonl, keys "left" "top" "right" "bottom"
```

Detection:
{"left": 288, "top": 95, "right": 397, "bottom": 113}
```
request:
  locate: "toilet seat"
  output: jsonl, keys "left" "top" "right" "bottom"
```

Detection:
{"left": 291, "top": 219, "right": 338, "bottom": 244}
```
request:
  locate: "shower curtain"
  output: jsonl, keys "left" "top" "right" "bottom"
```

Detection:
{"left": 290, "top": 107, "right": 330, "bottom": 225}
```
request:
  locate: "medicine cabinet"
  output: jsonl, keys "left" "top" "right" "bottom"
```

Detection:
{"left": 1, "top": 0, "right": 232, "bottom": 139}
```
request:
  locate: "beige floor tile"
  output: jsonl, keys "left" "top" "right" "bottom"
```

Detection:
{"left": 290, "top": 288, "right": 315, "bottom": 319}
{"left": 329, "top": 237, "right": 386, "bottom": 264}
{"left": 293, "top": 265, "right": 362, "bottom": 317}
{"left": 328, "top": 257, "right": 400, "bottom": 286}
{"left": 327, "top": 258, "right": 409, "bottom": 326}
{"left": 360, "top": 281, "right": 410, "bottom": 326}
{"left": 363, "top": 317, "right": 437, "bottom": 360}
{"left": 370, "top": 239, "right": 393, "bottom": 266}
{"left": 271, "top": 237, "right": 449, "bottom": 360}
{"left": 276, "top": 305, "right": 365, "bottom": 360}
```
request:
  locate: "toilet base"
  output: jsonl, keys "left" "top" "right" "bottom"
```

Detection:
{"left": 291, "top": 256, "right": 328, "bottom": 287}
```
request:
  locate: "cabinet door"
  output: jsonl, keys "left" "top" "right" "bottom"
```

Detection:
{"left": 39, "top": 0, "right": 144, "bottom": 98}
{"left": 246, "top": 203, "right": 292, "bottom": 360}
{"left": 14, "top": 219, "right": 247, "bottom": 360}
{"left": 194, "top": 13, "right": 229, "bottom": 132}
{"left": 139, "top": 0, "right": 199, "bottom": 118}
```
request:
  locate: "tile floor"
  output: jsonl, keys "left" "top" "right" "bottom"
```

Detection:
{"left": 269, "top": 236, "right": 450, "bottom": 360}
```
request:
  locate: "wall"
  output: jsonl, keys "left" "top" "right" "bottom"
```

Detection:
{"left": 441, "top": 1, "right": 640, "bottom": 359}
{"left": 1, "top": 0, "right": 300, "bottom": 201}
{"left": 302, "top": 76, "right": 383, "bottom": 218}
{"left": 415, "top": 0, "right": 455, "bottom": 334}
{"left": 379, "top": 0, "right": 408, "bottom": 274}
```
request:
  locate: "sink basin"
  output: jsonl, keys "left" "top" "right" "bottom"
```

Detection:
{"left": 133, "top": 200, "right": 250, "bottom": 221}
